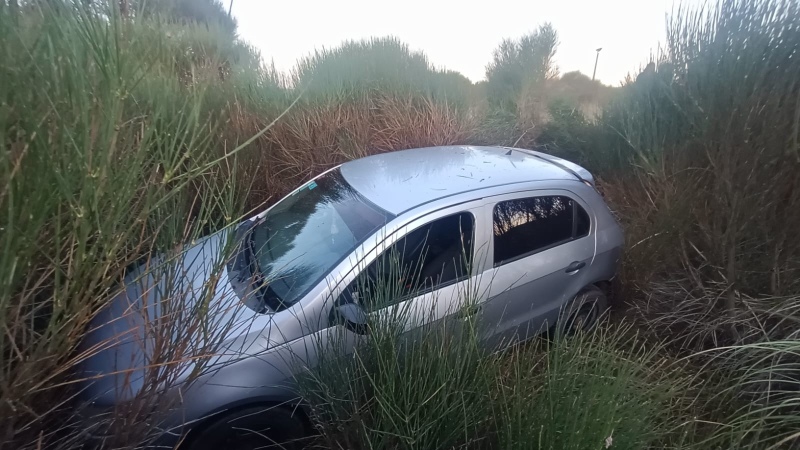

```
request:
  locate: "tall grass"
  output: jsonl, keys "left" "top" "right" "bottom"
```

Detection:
{"left": 242, "top": 38, "right": 482, "bottom": 206}
{"left": 549, "top": 0, "right": 800, "bottom": 446}
{"left": 575, "top": 0, "right": 800, "bottom": 346}
{"left": 295, "top": 259, "right": 690, "bottom": 450}
{"left": 292, "top": 37, "right": 473, "bottom": 104}
{"left": 495, "top": 326, "right": 689, "bottom": 450}
{"left": 2, "top": 0, "right": 798, "bottom": 448}
{"left": 0, "top": 4, "right": 485, "bottom": 449}
{"left": 0, "top": 3, "right": 263, "bottom": 447}
{"left": 196, "top": 35, "right": 485, "bottom": 209}
{"left": 694, "top": 337, "right": 800, "bottom": 448}
{"left": 298, "top": 317, "right": 692, "bottom": 449}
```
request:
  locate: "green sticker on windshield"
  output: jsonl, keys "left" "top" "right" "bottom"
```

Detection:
{"left": 308, "top": 181, "right": 317, "bottom": 190}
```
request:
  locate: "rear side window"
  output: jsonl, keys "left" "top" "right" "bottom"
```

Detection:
{"left": 493, "top": 195, "right": 590, "bottom": 266}
{"left": 575, "top": 203, "right": 591, "bottom": 237}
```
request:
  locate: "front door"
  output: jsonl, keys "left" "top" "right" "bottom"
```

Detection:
{"left": 335, "top": 206, "right": 488, "bottom": 338}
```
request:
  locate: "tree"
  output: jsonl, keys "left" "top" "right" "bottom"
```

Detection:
{"left": 134, "top": 0, "right": 237, "bottom": 34}
{"left": 485, "top": 23, "right": 559, "bottom": 110}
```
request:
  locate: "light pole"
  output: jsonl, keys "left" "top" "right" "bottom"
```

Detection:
{"left": 592, "top": 47, "right": 603, "bottom": 81}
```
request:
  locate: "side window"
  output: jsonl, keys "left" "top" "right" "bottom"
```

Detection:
{"left": 575, "top": 202, "right": 591, "bottom": 237}
{"left": 493, "top": 195, "right": 590, "bottom": 266}
{"left": 340, "top": 212, "right": 474, "bottom": 311}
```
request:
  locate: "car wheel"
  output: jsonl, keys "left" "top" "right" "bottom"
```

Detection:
{"left": 561, "top": 286, "right": 607, "bottom": 336}
{"left": 187, "top": 405, "right": 307, "bottom": 450}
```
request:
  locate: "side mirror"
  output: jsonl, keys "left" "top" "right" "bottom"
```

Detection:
{"left": 332, "top": 303, "right": 370, "bottom": 335}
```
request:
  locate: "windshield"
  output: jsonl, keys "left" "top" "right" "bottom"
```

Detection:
{"left": 245, "top": 168, "right": 392, "bottom": 311}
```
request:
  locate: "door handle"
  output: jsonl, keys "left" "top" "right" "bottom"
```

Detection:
{"left": 565, "top": 261, "right": 586, "bottom": 273}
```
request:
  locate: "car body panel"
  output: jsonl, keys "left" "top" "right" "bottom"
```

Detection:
{"left": 339, "top": 146, "right": 575, "bottom": 215}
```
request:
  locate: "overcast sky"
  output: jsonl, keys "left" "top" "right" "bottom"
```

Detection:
{"left": 231, "top": 0, "right": 701, "bottom": 87}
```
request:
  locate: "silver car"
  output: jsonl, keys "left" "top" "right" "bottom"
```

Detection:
{"left": 78, "top": 145, "right": 623, "bottom": 449}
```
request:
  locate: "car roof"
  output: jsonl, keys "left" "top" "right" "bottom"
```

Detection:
{"left": 339, "top": 145, "right": 582, "bottom": 215}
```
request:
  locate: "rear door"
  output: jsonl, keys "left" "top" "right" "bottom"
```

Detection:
{"left": 479, "top": 190, "right": 594, "bottom": 349}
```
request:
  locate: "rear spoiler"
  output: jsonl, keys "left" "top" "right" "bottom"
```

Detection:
{"left": 503, "top": 147, "right": 595, "bottom": 187}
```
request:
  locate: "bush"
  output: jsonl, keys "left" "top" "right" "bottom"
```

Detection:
{"left": 135, "top": 0, "right": 238, "bottom": 35}
{"left": 0, "top": 3, "right": 257, "bottom": 448}
{"left": 3, "top": 0, "right": 799, "bottom": 448}
{"left": 485, "top": 23, "right": 559, "bottom": 111}
{"left": 298, "top": 321, "right": 693, "bottom": 449}
{"left": 494, "top": 325, "right": 691, "bottom": 450}
{"left": 291, "top": 36, "right": 473, "bottom": 106}
{"left": 572, "top": 1, "right": 800, "bottom": 446}
{"left": 584, "top": 0, "right": 800, "bottom": 338}
{"left": 534, "top": 97, "right": 595, "bottom": 163}
{"left": 695, "top": 337, "right": 800, "bottom": 449}
{"left": 296, "top": 271, "right": 691, "bottom": 450}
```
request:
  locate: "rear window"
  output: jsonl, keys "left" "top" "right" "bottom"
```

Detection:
{"left": 493, "top": 195, "right": 590, "bottom": 266}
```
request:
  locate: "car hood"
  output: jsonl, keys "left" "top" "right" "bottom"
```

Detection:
{"left": 76, "top": 227, "right": 284, "bottom": 406}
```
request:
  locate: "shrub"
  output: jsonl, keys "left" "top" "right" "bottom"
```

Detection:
{"left": 590, "top": 0, "right": 800, "bottom": 339}
{"left": 685, "top": 335, "right": 800, "bottom": 449}
{"left": 0, "top": 3, "right": 257, "bottom": 448}
{"left": 494, "top": 325, "right": 691, "bottom": 450}
{"left": 291, "top": 36, "right": 472, "bottom": 106}
{"left": 578, "top": 2, "right": 800, "bottom": 445}
{"left": 299, "top": 320, "right": 693, "bottom": 450}
{"left": 4, "top": 0, "right": 798, "bottom": 448}
{"left": 485, "top": 23, "right": 559, "bottom": 112}
{"left": 135, "top": 0, "right": 238, "bottom": 35}
{"left": 534, "top": 97, "right": 595, "bottom": 163}
{"left": 296, "top": 267, "right": 691, "bottom": 450}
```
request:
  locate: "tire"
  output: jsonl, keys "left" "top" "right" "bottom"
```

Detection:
{"left": 559, "top": 286, "right": 608, "bottom": 337}
{"left": 187, "top": 405, "right": 307, "bottom": 450}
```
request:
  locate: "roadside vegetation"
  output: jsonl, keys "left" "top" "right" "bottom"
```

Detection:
{"left": 1, "top": 0, "right": 798, "bottom": 448}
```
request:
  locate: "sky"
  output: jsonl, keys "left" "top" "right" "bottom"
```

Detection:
{"left": 231, "top": 0, "right": 701, "bottom": 87}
